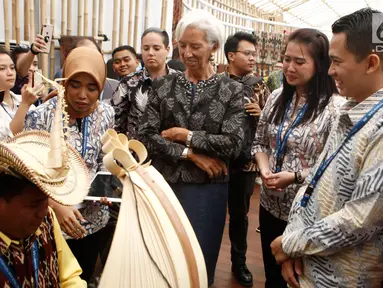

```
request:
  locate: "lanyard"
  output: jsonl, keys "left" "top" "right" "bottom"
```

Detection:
{"left": 0, "top": 104, "right": 14, "bottom": 120}
{"left": 0, "top": 241, "right": 39, "bottom": 288}
{"left": 81, "top": 117, "right": 89, "bottom": 158}
{"left": 275, "top": 100, "right": 308, "bottom": 172}
{"left": 301, "top": 98, "right": 383, "bottom": 208}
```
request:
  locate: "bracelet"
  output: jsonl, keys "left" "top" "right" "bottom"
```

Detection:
{"left": 30, "top": 44, "right": 39, "bottom": 55}
{"left": 186, "top": 131, "right": 193, "bottom": 147}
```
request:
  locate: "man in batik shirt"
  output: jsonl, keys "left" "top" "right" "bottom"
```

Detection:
{"left": 271, "top": 8, "right": 383, "bottom": 288}
{"left": 222, "top": 31, "right": 269, "bottom": 287}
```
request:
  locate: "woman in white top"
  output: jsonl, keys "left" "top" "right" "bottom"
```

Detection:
{"left": 0, "top": 47, "right": 41, "bottom": 140}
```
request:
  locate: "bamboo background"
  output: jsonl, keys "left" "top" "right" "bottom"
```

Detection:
{"left": 0, "top": 0, "right": 299, "bottom": 78}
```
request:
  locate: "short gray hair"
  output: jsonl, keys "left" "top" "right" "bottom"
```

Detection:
{"left": 175, "top": 9, "right": 225, "bottom": 48}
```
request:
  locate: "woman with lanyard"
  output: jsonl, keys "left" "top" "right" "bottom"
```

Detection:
{"left": 25, "top": 47, "right": 115, "bottom": 283}
{"left": 0, "top": 47, "right": 43, "bottom": 141}
{"left": 251, "top": 28, "right": 342, "bottom": 288}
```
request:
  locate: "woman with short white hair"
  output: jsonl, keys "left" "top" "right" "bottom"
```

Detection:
{"left": 139, "top": 9, "right": 246, "bottom": 286}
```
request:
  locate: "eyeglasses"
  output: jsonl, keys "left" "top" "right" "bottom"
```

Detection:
{"left": 234, "top": 50, "right": 257, "bottom": 58}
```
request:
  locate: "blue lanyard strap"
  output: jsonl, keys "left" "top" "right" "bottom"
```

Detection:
{"left": 0, "top": 104, "right": 14, "bottom": 120}
{"left": 301, "top": 98, "right": 383, "bottom": 208}
{"left": 0, "top": 241, "right": 39, "bottom": 288}
{"left": 275, "top": 100, "right": 308, "bottom": 172}
{"left": 81, "top": 117, "right": 89, "bottom": 158}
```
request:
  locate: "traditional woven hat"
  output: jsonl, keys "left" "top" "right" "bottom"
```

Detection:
{"left": 0, "top": 73, "right": 90, "bottom": 206}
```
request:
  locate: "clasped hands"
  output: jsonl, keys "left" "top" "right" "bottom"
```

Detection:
{"left": 161, "top": 127, "right": 227, "bottom": 179}
{"left": 271, "top": 236, "right": 303, "bottom": 288}
{"left": 260, "top": 169, "right": 296, "bottom": 192}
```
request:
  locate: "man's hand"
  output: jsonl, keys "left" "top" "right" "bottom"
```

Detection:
{"left": 30, "top": 34, "right": 47, "bottom": 54}
{"left": 188, "top": 149, "right": 228, "bottom": 179}
{"left": 52, "top": 204, "right": 87, "bottom": 239}
{"left": 271, "top": 235, "right": 289, "bottom": 264}
{"left": 161, "top": 127, "right": 190, "bottom": 144}
{"left": 282, "top": 258, "right": 302, "bottom": 288}
{"left": 245, "top": 99, "right": 261, "bottom": 116}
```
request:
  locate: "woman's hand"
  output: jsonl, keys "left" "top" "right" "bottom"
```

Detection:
{"left": 52, "top": 204, "right": 87, "bottom": 239}
{"left": 21, "top": 82, "right": 45, "bottom": 106}
{"left": 267, "top": 171, "right": 295, "bottom": 190}
{"left": 188, "top": 150, "right": 228, "bottom": 179}
{"left": 161, "top": 127, "right": 190, "bottom": 144}
{"left": 260, "top": 168, "right": 280, "bottom": 190}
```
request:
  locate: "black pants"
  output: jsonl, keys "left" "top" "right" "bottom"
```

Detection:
{"left": 228, "top": 171, "right": 256, "bottom": 266}
{"left": 259, "top": 205, "right": 288, "bottom": 288}
{"left": 67, "top": 226, "right": 114, "bottom": 282}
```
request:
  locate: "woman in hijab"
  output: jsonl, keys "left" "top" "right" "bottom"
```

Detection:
{"left": 25, "top": 46, "right": 115, "bottom": 282}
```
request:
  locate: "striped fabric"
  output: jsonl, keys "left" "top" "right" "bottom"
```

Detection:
{"left": 282, "top": 90, "right": 383, "bottom": 287}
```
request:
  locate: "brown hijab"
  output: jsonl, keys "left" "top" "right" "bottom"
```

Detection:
{"left": 62, "top": 46, "right": 106, "bottom": 118}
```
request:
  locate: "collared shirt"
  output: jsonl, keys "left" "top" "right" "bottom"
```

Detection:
{"left": 138, "top": 73, "right": 245, "bottom": 184}
{"left": 0, "top": 208, "right": 86, "bottom": 287}
{"left": 111, "top": 66, "right": 179, "bottom": 139}
{"left": 252, "top": 88, "right": 345, "bottom": 221}
{"left": 0, "top": 92, "right": 35, "bottom": 141}
{"left": 282, "top": 90, "right": 383, "bottom": 287}
{"left": 25, "top": 98, "right": 115, "bottom": 237}
{"left": 222, "top": 68, "right": 270, "bottom": 172}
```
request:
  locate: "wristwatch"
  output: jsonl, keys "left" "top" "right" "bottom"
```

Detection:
{"left": 181, "top": 148, "right": 189, "bottom": 159}
{"left": 186, "top": 131, "right": 193, "bottom": 147}
{"left": 295, "top": 171, "right": 304, "bottom": 184}
{"left": 30, "top": 43, "right": 39, "bottom": 55}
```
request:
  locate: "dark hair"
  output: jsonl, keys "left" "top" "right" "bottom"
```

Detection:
{"left": 0, "top": 46, "right": 12, "bottom": 59}
{"left": 269, "top": 28, "right": 337, "bottom": 125}
{"left": 224, "top": 32, "right": 257, "bottom": 63}
{"left": 72, "top": 37, "right": 102, "bottom": 53}
{"left": 0, "top": 174, "right": 34, "bottom": 201}
{"left": 332, "top": 8, "right": 383, "bottom": 62}
{"left": 11, "top": 45, "right": 29, "bottom": 65}
{"left": 112, "top": 45, "right": 138, "bottom": 59}
{"left": 141, "top": 27, "right": 170, "bottom": 47}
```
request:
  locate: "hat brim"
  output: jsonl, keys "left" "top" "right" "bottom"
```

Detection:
{"left": 0, "top": 131, "right": 90, "bottom": 206}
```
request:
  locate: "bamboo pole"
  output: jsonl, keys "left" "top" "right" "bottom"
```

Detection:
{"left": 4, "top": 0, "right": 10, "bottom": 51}
{"left": 24, "top": 0, "right": 30, "bottom": 41}
{"left": 98, "top": 0, "right": 104, "bottom": 47}
{"left": 40, "top": 0, "right": 48, "bottom": 77}
{"left": 128, "top": 0, "right": 134, "bottom": 45}
{"left": 61, "top": 0, "right": 66, "bottom": 35}
{"left": 12, "top": 0, "right": 16, "bottom": 41}
{"left": 67, "top": 0, "right": 72, "bottom": 35}
{"left": 50, "top": 0, "right": 55, "bottom": 79}
{"left": 119, "top": 0, "right": 125, "bottom": 46}
{"left": 84, "top": 0, "right": 89, "bottom": 36}
{"left": 161, "top": 0, "right": 167, "bottom": 30}
{"left": 29, "top": 0, "right": 35, "bottom": 39}
{"left": 15, "top": 0, "right": 21, "bottom": 43}
{"left": 133, "top": 0, "right": 139, "bottom": 49}
{"left": 92, "top": 0, "right": 97, "bottom": 37}
{"left": 144, "top": 0, "right": 149, "bottom": 29}
{"left": 78, "top": 0, "right": 83, "bottom": 36}
{"left": 112, "top": 0, "right": 118, "bottom": 49}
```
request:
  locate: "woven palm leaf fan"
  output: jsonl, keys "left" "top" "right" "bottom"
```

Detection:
{"left": 99, "top": 129, "right": 208, "bottom": 288}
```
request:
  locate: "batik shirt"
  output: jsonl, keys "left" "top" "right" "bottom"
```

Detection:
{"left": 138, "top": 73, "right": 245, "bottom": 184}
{"left": 0, "top": 209, "right": 86, "bottom": 287}
{"left": 111, "top": 66, "right": 178, "bottom": 139}
{"left": 282, "top": 90, "right": 383, "bottom": 288}
{"left": 25, "top": 98, "right": 115, "bottom": 237}
{"left": 252, "top": 88, "right": 345, "bottom": 221}
{"left": 222, "top": 69, "right": 270, "bottom": 173}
